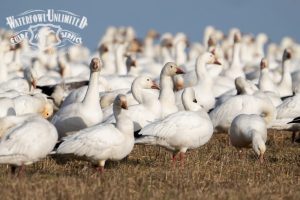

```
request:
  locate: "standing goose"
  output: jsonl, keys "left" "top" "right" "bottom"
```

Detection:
{"left": 0, "top": 114, "right": 58, "bottom": 175}
{"left": 135, "top": 87, "right": 213, "bottom": 165}
{"left": 57, "top": 94, "right": 134, "bottom": 172}
{"left": 258, "top": 58, "right": 279, "bottom": 95}
{"left": 52, "top": 58, "right": 103, "bottom": 138}
{"left": 277, "top": 49, "right": 293, "bottom": 97}
{"left": 229, "top": 114, "right": 267, "bottom": 163}
{"left": 159, "top": 62, "right": 185, "bottom": 118}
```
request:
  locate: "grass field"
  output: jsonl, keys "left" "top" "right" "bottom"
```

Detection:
{"left": 0, "top": 130, "right": 299, "bottom": 199}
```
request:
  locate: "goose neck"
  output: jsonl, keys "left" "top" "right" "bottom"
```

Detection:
{"left": 159, "top": 75, "right": 175, "bottom": 104}
{"left": 231, "top": 43, "right": 241, "bottom": 68}
{"left": 82, "top": 71, "right": 100, "bottom": 106}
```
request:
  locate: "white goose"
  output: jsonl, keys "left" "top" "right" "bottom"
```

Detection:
{"left": 0, "top": 114, "right": 58, "bottom": 175}
{"left": 0, "top": 67, "right": 37, "bottom": 93}
{"left": 277, "top": 49, "right": 293, "bottom": 97}
{"left": 229, "top": 114, "right": 267, "bottom": 163}
{"left": 258, "top": 58, "right": 279, "bottom": 94}
{"left": 210, "top": 92, "right": 276, "bottom": 132}
{"left": 52, "top": 58, "right": 103, "bottom": 138}
{"left": 57, "top": 94, "right": 134, "bottom": 172}
{"left": 159, "top": 62, "right": 185, "bottom": 118}
{"left": 135, "top": 87, "right": 213, "bottom": 164}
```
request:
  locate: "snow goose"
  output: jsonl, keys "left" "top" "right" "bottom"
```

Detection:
{"left": 135, "top": 87, "right": 213, "bottom": 165}
{"left": 176, "top": 52, "right": 221, "bottom": 111}
{"left": 13, "top": 93, "right": 54, "bottom": 119}
{"left": 159, "top": 62, "right": 185, "bottom": 118}
{"left": 215, "top": 76, "right": 259, "bottom": 107}
{"left": 224, "top": 31, "right": 245, "bottom": 80}
{"left": 125, "top": 76, "right": 160, "bottom": 131}
{"left": 229, "top": 114, "right": 267, "bottom": 163}
{"left": 277, "top": 49, "right": 293, "bottom": 97}
{"left": 210, "top": 92, "right": 276, "bottom": 133}
{"left": 269, "top": 86, "right": 300, "bottom": 132}
{"left": 0, "top": 67, "right": 37, "bottom": 93}
{"left": 57, "top": 94, "right": 134, "bottom": 172}
{"left": 258, "top": 58, "right": 279, "bottom": 94}
{"left": 0, "top": 114, "right": 58, "bottom": 175}
{"left": 52, "top": 58, "right": 103, "bottom": 139}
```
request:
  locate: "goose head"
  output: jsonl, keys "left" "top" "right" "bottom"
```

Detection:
{"left": 161, "top": 62, "right": 185, "bottom": 76}
{"left": 252, "top": 134, "right": 266, "bottom": 163}
{"left": 234, "top": 31, "right": 242, "bottom": 44}
{"left": 114, "top": 94, "right": 128, "bottom": 111}
{"left": 282, "top": 48, "right": 292, "bottom": 61}
{"left": 125, "top": 54, "right": 137, "bottom": 72}
{"left": 160, "top": 33, "right": 173, "bottom": 48}
{"left": 133, "top": 76, "right": 160, "bottom": 90}
{"left": 200, "top": 52, "right": 222, "bottom": 65}
{"left": 41, "top": 102, "right": 54, "bottom": 119}
{"left": 260, "top": 58, "right": 268, "bottom": 70}
{"left": 146, "top": 29, "right": 160, "bottom": 40}
{"left": 90, "top": 57, "right": 102, "bottom": 72}
{"left": 98, "top": 43, "right": 109, "bottom": 55}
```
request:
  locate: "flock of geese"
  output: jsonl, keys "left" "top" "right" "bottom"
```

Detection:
{"left": 0, "top": 26, "right": 299, "bottom": 175}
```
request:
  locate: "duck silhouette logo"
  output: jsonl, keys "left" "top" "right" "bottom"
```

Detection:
{"left": 6, "top": 9, "right": 88, "bottom": 50}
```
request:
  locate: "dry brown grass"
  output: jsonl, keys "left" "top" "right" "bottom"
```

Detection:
{"left": 0, "top": 130, "right": 299, "bottom": 200}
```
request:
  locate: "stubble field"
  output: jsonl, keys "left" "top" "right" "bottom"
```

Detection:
{"left": 0, "top": 130, "right": 299, "bottom": 200}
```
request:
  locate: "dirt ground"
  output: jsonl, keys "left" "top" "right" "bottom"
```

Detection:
{"left": 0, "top": 130, "right": 299, "bottom": 200}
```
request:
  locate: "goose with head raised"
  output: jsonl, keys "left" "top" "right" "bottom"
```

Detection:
{"left": 51, "top": 58, "right": 103, "bottom": 139}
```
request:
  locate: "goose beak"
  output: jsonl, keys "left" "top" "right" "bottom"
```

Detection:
{"left": 151, "top": 81, "right": 160, "bottom": 90}
{"left": 176, "top": 67, "right": 185, "bottom": 74}
{"left": 121, "top": 101, "right": 128, "bottom": 110}
{"left": 213, "top": 59, "right": 222, "bottom": 65}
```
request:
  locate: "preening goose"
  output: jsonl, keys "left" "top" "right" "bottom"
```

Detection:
{"left": 229, "top": 114, "right": 267, "bottom": 163}
{"left": 135, "top": 87, "right": 213, "bottom": 165}
{"left": 57, "top": 94, "right": 134, "bottom": 173}
{"left": 52, "top": 58, "right": 103, "bottom": 139}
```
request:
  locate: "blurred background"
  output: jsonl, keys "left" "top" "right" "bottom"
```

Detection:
{"left": 0, "top": 0, "right": 299, "bottom": 50}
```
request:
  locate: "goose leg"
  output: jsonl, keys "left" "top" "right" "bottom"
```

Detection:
{"left": 292, "top": 131, "right": 296, "bottom": 143}
{"left": 179, "top": 152, "right": 185, "bottom": 167}
{"left": 10, "top": 165, "right": 17, "bottom": 176}
{"left": 17, "top": 164, "right": 25, "bottom": 177}
{"left": 97, "top": 160, "right": 106, "bottom": 174}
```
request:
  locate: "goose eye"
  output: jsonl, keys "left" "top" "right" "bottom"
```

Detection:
{"left": 147, "top": 79, "right": 150, "bottom": 81}
{"left": 170, "top": 65, "right": 173, "bottom": 68}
